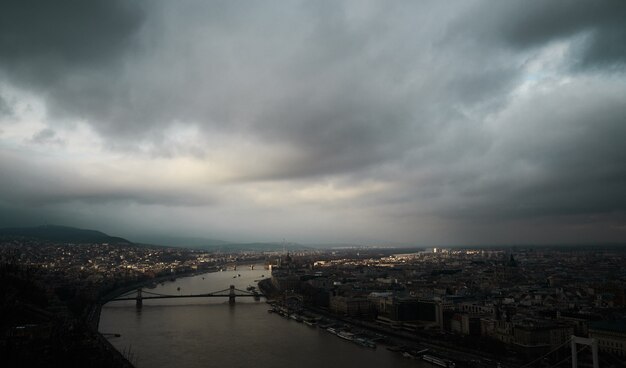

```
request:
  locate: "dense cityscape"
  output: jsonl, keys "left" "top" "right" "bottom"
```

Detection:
{"left": 1, "top": 228, "right": 625, "bottom": 367}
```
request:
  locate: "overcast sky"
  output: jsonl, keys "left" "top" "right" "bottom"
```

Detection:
{"left": 0, "top": 0, "right": 625, "bottom": 245}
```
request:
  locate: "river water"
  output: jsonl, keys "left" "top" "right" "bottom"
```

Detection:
{"left": 99, "top": 266, "right": 427, "bottom": 368}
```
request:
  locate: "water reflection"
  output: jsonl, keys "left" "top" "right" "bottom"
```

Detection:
{"left": 100, "top": 266, "right": 426, "bottom": 368}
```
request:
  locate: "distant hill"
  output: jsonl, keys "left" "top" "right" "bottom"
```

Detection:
{"left": 0, "top": 225, "right": 132, "bottom": 244}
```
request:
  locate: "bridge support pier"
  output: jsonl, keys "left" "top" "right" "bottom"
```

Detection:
{"left": 136, "top": 288, "right": 143, "bottom": 309}
{"left": 571, "top": 335, "right": 598, "bottom": 368}
{"left": 229, "top": 285, "right": 236, "bottom": 305}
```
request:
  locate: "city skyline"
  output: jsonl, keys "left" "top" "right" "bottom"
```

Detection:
{"left": 1, "top": 1, "right": 625, "bottom": 245}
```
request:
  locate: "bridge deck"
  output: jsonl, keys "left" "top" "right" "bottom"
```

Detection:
{"left": 114, "top": 294, "right": 264, "bottom": 301}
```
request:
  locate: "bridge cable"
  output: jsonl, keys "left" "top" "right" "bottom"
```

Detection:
{"left": 545, "top": 344, "right": 589, "bottom": 368}
{"left": 519, "top": 337, "right": 572, "bottom": 368}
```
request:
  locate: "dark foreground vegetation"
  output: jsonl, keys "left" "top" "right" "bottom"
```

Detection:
{"left": 0, "top": 262, "right": 133, "bottom": 367}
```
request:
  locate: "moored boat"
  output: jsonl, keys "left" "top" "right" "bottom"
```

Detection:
{"left": 402, "top": 352, "right": 416, "bottom": 359}
{"left": 355, "top": 337, "right": 376, "bottom": 349}
{"left": 336, "top": 330, "right": 355, "bottom": 341}
{"left": 422, "top": 354, "right": 455, "bottom": 368}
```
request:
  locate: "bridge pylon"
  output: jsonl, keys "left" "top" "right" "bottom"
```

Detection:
{"left": 229, "top": 285, "right": 236, "bottom": 305}
{"left": 571, "top": 335, "right": 598, "bottom": 368}
{"left": 136, "top": 288, "right": 143, "bottom": 309}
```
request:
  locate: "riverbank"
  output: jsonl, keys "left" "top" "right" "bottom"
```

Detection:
{"left": 94, "top": 262, "right": 269, "bottom": 367}
{"left": 265, "top": 300, "right": 520, "bottom": 368}
{"left": 257, "top": 277, "right": 279, "bottom": 299}
{"left": 87, "top": 267, "right": 223, "bottom": 367}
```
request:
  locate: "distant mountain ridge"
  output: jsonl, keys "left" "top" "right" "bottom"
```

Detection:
{"left": 0, "top": 225, "right": 132, "bottom": 244}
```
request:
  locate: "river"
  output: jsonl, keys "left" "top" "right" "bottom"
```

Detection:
{"left": 99, "top": 265, "right": 428, "bottom": 368}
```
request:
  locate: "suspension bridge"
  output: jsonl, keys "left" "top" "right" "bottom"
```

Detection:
{"left": 112, "top": 285, "right": 264, "bottom": 308}
{"left": 518, "top": 336, "right": 600, "bottom": 368}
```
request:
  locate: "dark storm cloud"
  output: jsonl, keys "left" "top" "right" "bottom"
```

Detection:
{"left": 1, "top": 0, "right": 518, "bottom": 178}
{"left": 0, "top": 0, "right": 144, "bottom": 75}
{"left": 0, "top": 0, "right": 145, "bottom": 128}
{"left": 1, "top": 1, "right": 625, "bottom": 243}
{"left": 389, "top": 79, "right": 626, "bottom": 225}
{"left": 453, "top": 0, "right": 626, "bottom": 69}
{"left": 196, "top": 1, "right": 520, "bottom": 180}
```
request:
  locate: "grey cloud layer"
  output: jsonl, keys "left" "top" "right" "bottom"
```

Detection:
{"left": 0, "top": 0, "right": 625, "bottom": 243}
{"left": 411, "top": 80, "right": 626, "bottom": 220}
{"left": 0, "top": 0, "right": 143, "bottom": 78}
{"left": 454, "top": 0, "right": 626, "bottom": 69}
{"left": 0, "top": 151, "right": 216, "bottom": 207}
